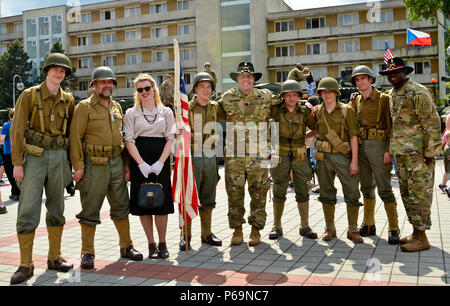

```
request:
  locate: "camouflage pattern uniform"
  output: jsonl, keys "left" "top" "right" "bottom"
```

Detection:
{"left": 160, "top": 79, "right": 174, "bottom": 108}
{"left": 389, "top": 78, "right": 441, "bottom": 231}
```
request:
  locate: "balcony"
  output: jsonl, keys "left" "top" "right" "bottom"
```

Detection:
{"left": 0, "top": 31, "right": 23, "bottom": 42}
{"left": 68, "top": 34, "right": 196, "bottom": 56}
{"left": 68, "top": 9, "right": 196, "bottom": 34}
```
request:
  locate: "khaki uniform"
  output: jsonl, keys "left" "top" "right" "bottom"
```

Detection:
{"left": 389, "top": 79, "right": 441, "bottom": 231}
{"left": 160, "top": 81, "right": 174, "bottom": 107}
{"left": 288, "top": 68, "right": 305, "bottom": 82}
{"left": 217, "top": 88, "right": 274, "bottom": 230}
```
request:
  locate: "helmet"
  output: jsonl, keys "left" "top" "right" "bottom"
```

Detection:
{"left": 350, "top": 65, "right": 376, "bottom": 86}
{"left": 42, "top": 53, "right": 72, "bottom": 76}
{"left": 280, "top": 80, "right": 302, "bottom": 96}
{"left": 90, "top": 66, "right": 117, "bottom": 87}
{"left": 204, "top": 62, "right": 211, "bottom": 67}
{"left": 317, "top": 77, "right": 341, "bottom": 96}
{"left": 193, "top": 72, "right": 215, "bottom": 90}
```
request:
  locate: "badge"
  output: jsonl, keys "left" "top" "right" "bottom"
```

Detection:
{"left": 50, "top": 114, "right": 55, "bottom": 122}
{"left": 111, "top": 112, "right": 115, "bottom": 122}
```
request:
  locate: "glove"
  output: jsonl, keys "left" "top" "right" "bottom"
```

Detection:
{"left": 138, "top": 162, "right": 153, "bottom": 178}
{"left": 151, "top": 161, "right": 164, "bottom": 176}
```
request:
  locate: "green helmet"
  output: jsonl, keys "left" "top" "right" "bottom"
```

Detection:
{"left": 90, "top": 66, "right": 117, "bottom": 87}
{"left": 42, "top": 53, "right": 72, "bottom": 76}
{"left": 317, "top": 77, "right": 341, "bottom": 96}
{"left": 193, "top": 72, "right": 215, "bottom": 91}
{"left": 280, "top": 80, "right": 302, "bottom": 96}
{"left": 350, "top": 65, "right": 376, "bottom": 86}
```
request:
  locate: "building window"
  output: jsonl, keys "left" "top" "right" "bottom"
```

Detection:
{"left": 152, "top": 51, "right": 169, "bottom": 63}
{"left": 311, "top": 67, "right": 328, "bottom": 80}
{"left": 372, "top": 37, "right": 394, "bottom": 50}
{"left": 155, "top": 75, "right": 164, "bottom": 87}
{"left": 369, "top": 9, "right": 393, "bottom": 23}
{"left": 276, "top": 71, "right": 290, "bottom": 83}
{"left": 102, "top": 55, "right": 117, "bottom": 66}
{"left": 78, "top": 58, "right": 93, "bottom": 69}
{"left": 178, "top": 24, "right": 195, "bottom": 35}
{"left": 78, "top": 13, "right": 92, "bottom": 23}
{"left": 0, "top": 24, "right": 7, "bottom": 34}
{"left": 151, "top": 3, "right": 167, "bottom": 13}
{"left": 410, "top": 61, "right": 431, "bottom": 75}
{"left": 126, "top": 77, "right": 136, "bottom": 89}
{"left": 126, "top": 30, "right": 141, "bottom": 41}
{"left": 178, "top": 0, "right": 193, "bottom": 11}
{"left": 275, "top": 45, "right": 295, "bottom": 57}
{"left": 307, "top": 42, "right": 327, "bottom": 55}
{"left": 101, "top": 10, "right": 116, "bottom": 21}
{"left": 78, "top": 35, "right": 92, "bottom": 46}
{"left": 151, "top": 26, "right": 168, "bottom": 38}
{"left": 125, "top": 7, "right": 141, "bottom": 18}
{"left": 101, "top": 33, "right": 116, "bottom": 44}
{"left": 306, "top": 17, "right": 325, "bottom": 29}
{"left": 275, "top": 20, "right": 294, "bottom": 32}
{"left": 339, "top": 66, "right": 355, "bottom": 78}
{"left": 338, "top": 39, "right": 360, "bottom": 52}
{"left": 180, "top": 48, "right": 196, "bottom": 61}
{"left": 184, "top": 73, "right": 191, "bottom": 85}
{"left": 79, "top": 81, "right": 90, "bottom": 91}
{"left": 14, "top": 23, "right": 23, "bottom": 32}
{"left": 338, "top": 13, "right": 359, "bottom": 26}
{"left": 126, "top": 53, "right": 142, "bottom": 65}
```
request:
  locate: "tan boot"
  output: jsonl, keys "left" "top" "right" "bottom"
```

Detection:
{"left": 11, "top": 232, "right": 35, "bottom": 284}
{"left": 399, "top": 229, "right": 417, "bottom": 245}
{"left": 321, "top": 204, "right": 336, "bottom": 241}
{"left": 359, "top": 198, "right": 376, "bottom": 236}
{"left": 347, "top": 205, "right": 363, "bottom": 243}
{"left": 248, "top": 226, "right": 261, "bottom": 246}
{"left": 400, "top": 230, "right": 430, "bottom": 252}
{"left": 47, "top": 226, "right": 73, "bottom": 272}
{"left": 231, "top": 225, "right": 243, "bottom": 246}
{"left": 113, "top": 217, "right": 133, "bottom": 249}
{"left": 269, "top": 202, "right": 284, "bottom": 239}
{"left": 384, "top": 202, "right": 400, "bottom": 244}
{"left": 199, "top": 209, "right": 222, "bottom": 246}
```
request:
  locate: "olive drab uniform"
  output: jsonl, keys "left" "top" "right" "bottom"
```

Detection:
{"left": 389, "top": 79, "right": 441, "bottom": 233}
{"left": 313, "top": 101, "right": 362, "bottom": 241}
{"left": 270, "top": 100, "right": 317, "bottom": 239}
{"left": 288, "top": 68, "right": 305, "bottom": 82}
{"left": 353, "top": 88, "right": 399, "bottom": 241}
{"left": 11, "top": 81, "right": 74, "bottom": 272}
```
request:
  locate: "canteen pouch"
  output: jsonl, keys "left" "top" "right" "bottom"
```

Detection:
{"left": 24, "top": 144, "right": 44, "bottom": 157}
{"left": 314, "top": 151, "right": 324, "bottom": 161}
{"left": 295, "top": 147, "right": 306, "bottom": 162}
{"left": 376, "top": 130, "right": 387, "bottom": 141}
{"left": 335, "top": 142, "right": 351, "bottom": 155}
{"left": 325, "top": 128, "right": 344, "bottom": 151}
{"left": 90, "top": 157, "right": 108, "bottom": 165}
{"left": 138, "top": 183, "right": 164, "bottom": 210}
{"left": 367, "top": 128, "right": 377, "bottom": 140}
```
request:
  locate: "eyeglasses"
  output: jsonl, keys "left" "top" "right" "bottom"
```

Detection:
{"left": 137, "top": 86, "right": 152, "bottom": 93}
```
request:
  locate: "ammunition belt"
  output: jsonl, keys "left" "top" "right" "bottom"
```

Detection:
{"left": 82, "top": 143, "right": 124, "bottom": 159}
{"left": 359, "top": 128, "right": 388, "bottom": 141}
{"left": 315, "top": 139, "right": 350, "bottom": 155}
{"left": 25, "top": 129, "right": 69, "bottom": 151}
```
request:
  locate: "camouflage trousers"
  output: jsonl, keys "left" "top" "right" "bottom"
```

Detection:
{"left": 225, "top": 157, "right": 269, "bottom": 230}
{"left": 396, "top": 154, "right": 434, "bottom": 231}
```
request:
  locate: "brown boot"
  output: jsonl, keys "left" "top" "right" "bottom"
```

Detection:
{"left": 347, "top": 231, "right": 364, "bottom": 243}
{"left": 248, "top": 226, "right": 261, "bottom": 246}
{"left": 321, "top": 228, "right": 336, "bottom": 241}
{"left": 47, "top": 226, "right": 73, "bottom": 272}
{"left": 399, "top": 229, "right": 417, "bottom": 245}
{"left": 11, "top": 232, "right": 35, "bottom": 284}
{"left": 321, "top": 204, "right": 336, "bottom": 241}
{"left": 10, "top": 266, "right": 34, "bottom": 284}
{"left": 231, "top": 225, "right": 243, "bottom": 246}
{"left": 400, "top": 230, "right": 430, "bottom": 252}
{"left": 347, "top": 205, "right": 364, "bottom": 244}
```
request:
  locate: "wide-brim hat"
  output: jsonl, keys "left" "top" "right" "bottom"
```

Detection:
{"left": 230, "top": 62, "right": 262, "bottom": 82}
{"left": 379, "top": 57, "right": 414, "bottom": 75}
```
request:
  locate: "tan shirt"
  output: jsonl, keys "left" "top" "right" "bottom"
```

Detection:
{"left": 69, "top": 94, "right": 124, "bottom": 171}
{"left": 313, "top": 102, "right": 358, "bottom": 142}
{"left": 11, "top": 81, "right": 75, "bottom": 166}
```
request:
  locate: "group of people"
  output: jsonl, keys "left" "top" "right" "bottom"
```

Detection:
{"left": 6, "top": 52, "right": 442, "bottom": 285}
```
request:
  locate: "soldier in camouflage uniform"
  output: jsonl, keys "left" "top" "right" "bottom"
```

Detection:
{"left": 217, "top": 62, "right": 274, "bottom": 246}
{"left": 380, "top": 57, "right": 441, "bottom": 252}
{"left": 269, "top": 80, "right": 317, "bottom": 240}
{"left": 160, "top": 74, "right": 174, "bottom": 111}
{"left": 349, "top": 66, "right": 400, "bottom": 245}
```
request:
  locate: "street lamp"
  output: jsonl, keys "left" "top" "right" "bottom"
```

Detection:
{"left": 13, "top": 75, "right": 25, "bottom": 108}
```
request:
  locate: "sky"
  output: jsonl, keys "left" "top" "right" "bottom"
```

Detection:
{"left": 1, "top": 0, "right": 381, "bottom": 17}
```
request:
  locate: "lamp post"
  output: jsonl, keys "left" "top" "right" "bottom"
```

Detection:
{"left": 13, "top": 75, "right": 25, "bottom": 108}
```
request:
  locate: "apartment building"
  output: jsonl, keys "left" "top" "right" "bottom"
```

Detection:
{"left": 267, "top": 0, "right": 445, "bottom": 98}
{"left": 0, "top": 15, "right": 23, "bottom": 55}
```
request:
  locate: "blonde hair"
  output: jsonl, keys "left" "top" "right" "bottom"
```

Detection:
{"left": 133, "top": 73, "right": 163, "bottom": 106}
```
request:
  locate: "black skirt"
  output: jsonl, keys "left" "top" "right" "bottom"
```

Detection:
{"left": 129, "top": 137, "right": 174, "bottom": 216}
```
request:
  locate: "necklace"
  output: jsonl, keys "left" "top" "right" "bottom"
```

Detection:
{"left": 141, "top": 104, "right": 158, "bottom": 124}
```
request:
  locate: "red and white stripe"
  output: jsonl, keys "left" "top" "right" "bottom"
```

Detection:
{"left": 384, "top": 42, "right": 394, "bottom": 65}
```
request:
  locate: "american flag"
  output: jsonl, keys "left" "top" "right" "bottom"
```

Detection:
{"left": 384, "top": 41, "right": 394, "bottom": 65}
{"left": 172, "top": 44, "right": 200, "bottom": 230}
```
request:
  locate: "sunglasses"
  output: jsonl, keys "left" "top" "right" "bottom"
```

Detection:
{"left": 137, "top": 86, "right": 152, "bottom": 93}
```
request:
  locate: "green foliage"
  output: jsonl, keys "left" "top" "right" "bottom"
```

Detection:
{"left": 0, "top": 40, "right": 32, "bottom": 109}
{"left": 403, "top": 0, "right": 450, "bottom": 27}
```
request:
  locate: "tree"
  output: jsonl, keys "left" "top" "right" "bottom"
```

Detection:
{"left": 403, "top": 0, "right": 450, "bottom": 29}
{"left": 0, "top": 40, "right": 32, "bottom": 109}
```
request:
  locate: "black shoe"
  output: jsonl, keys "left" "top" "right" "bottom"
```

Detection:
{"left": 300, "top": 226, "right": 318, "bottom": 239}
{"left": 268, "top": 227, "right": 283, "bottom": 240}
{"left": 148, "top": 243, "right": 158, "bottom": 259}
{"left": 388, "top": 230, "right": 400, "bottom": 245}
{"left": 81, "top": 254, "right": 95, "bottom": 269}
{"left": 179, "top": 236, "right": 191, "bottom": 251}
{"left": 358, "top": 224, "right": 376, "bottom": 237}
{"left": 158, "top": 242, "right": 169, "bottom": 259}
{"left": 66, "top": 186, "right": 75, "bottom": 197}
{"left": 120, "top": 245, "right": 143, "bottom": 261}
{"left": 202, "top": 234, "right": 222, "bottom": 246}
{"left": 0, "top": 206, "right": 7, "bottom": 214}
{"left": 439, "top": 184, "right": 448, "bottom": 193}
{"left": 10, "top": 194, "right": 20, "bottom": 201}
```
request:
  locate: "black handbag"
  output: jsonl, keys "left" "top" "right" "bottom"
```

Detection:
{"left": 137, "top": 179, "right": 164, "bottom": 210}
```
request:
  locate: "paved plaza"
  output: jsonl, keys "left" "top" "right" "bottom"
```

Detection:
{"left": 0, "top": 159, "right": 449, "bottom": 287}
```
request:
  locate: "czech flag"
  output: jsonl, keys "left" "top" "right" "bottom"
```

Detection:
{"left": 407, "top": 28, "right": 431, "bottom": 46}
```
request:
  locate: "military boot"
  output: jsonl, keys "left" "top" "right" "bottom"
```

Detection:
{"left": 114, "top": 217, "right": 143, "bottom": 261}
{"left": 269, "top": 202, "right": 284, "bottom": 240}
{"left": 321, "top": 204, "right": 336, "bottom": 241}
{"left": 358, "top": 198, "right": 376, "bottom": 236}
{"left": 200, "top": 209, "right": 222, "bottom": 246}
{"left": 179, "top": 221, "right": 192, "bottom": 251}
{"left": 80, "top": 223, "right": 96, "bottom": 269}
{"left": 347, "top": 205, "right": 364, "bottom": 243}
{"left": 248, "top": 226, "right": 261, "bottom": 246}
{"left": 11, "top": 232, "right": 35, "bottom": 284}
{"left": 384, "top": 202, "right": 400, "bottom": 244}
{"left": 231, "top": 225, "right": 243, "bottom": 246}
{"left": 47, "top": 226, "right": 73, "bottom": 272}
{"left": 400, "top": 230, "right": 430, "bottom": 252}
{"left": 400, "top": 229, "right": 417, "bottom": 245}
{"left": 298, "top": 201, "right": 317, "bottom": 239}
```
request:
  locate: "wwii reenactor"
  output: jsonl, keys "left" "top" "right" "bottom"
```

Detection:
{"left": 69, "top": 66, "right": 143, "bottom": 269}
{"left": 160, "top": 74, "right": 174, "bottom": 110}
{"left": 287, "top": 63, "right": 306, "bottom": 82}
{"left": 10, "top": 53, "right": 75, "bottom": 284}
{"left": 201, "top": 62, "right": 218, "bottom": 87}
{"left": 381, "top": 57, "right": 441, "bottom": 252}
{"left": 350, "top": 65, "right": 399, "bottom": 244}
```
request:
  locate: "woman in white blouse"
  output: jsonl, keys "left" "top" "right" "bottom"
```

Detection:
{"left": 123, "top": 73, "right": 176, "bottom": 259}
